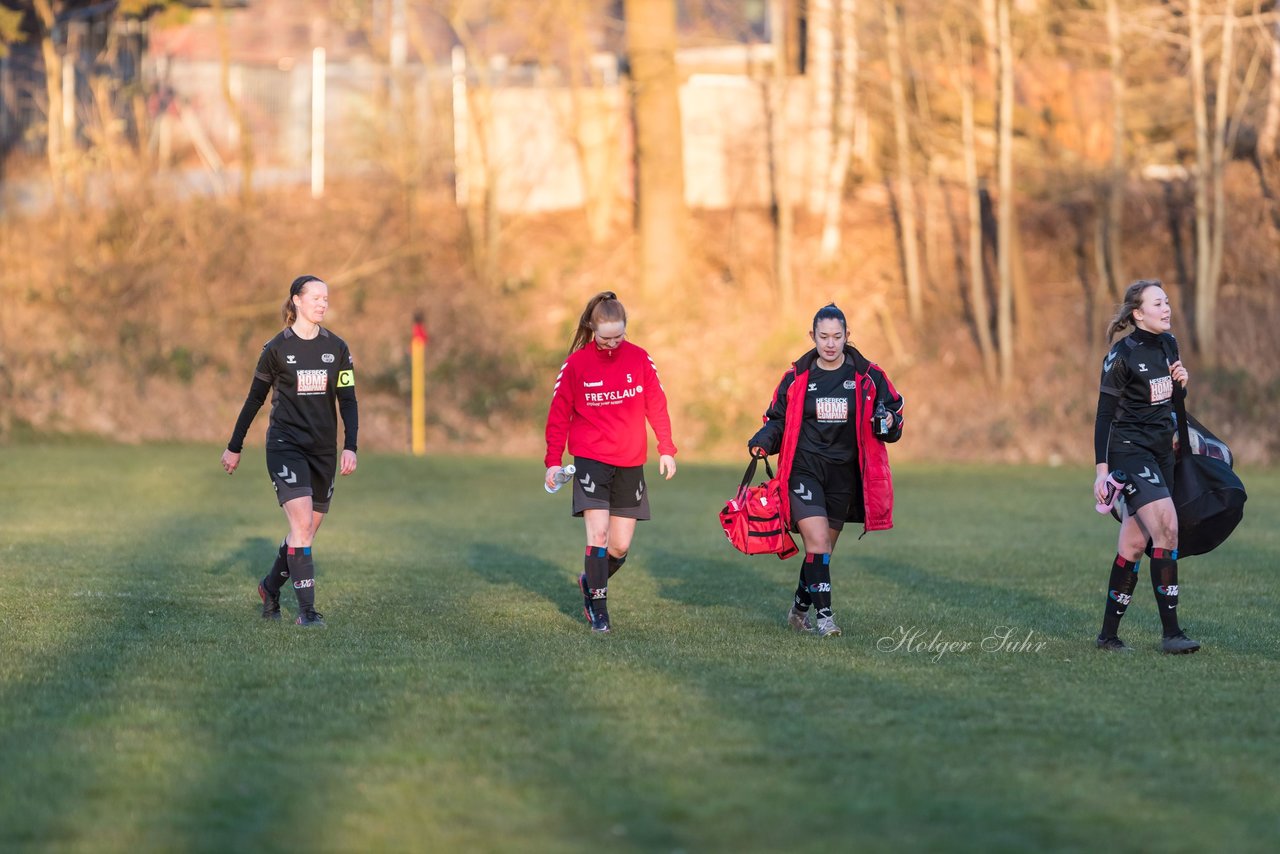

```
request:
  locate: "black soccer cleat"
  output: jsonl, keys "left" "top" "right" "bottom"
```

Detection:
{"left": 1096, "top": 634, "right": 1133, "bottom": 653}
{"left": 589, "top": 605, "right": 611, "bottom": 634}
{"left": 1161, "top": 631, "right": 1201, "bottom": 655}
{"left": 578, "top": 572, "right": 594, "bottom": 625}
{"left": 295, "top": 610, "right": 326, "bottom": 628}
{"left": 258, "top": 582, "right": 281, "bottom": 620}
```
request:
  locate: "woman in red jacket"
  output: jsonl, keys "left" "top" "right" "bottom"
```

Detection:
{"left": 750, "top": 304, "right": 904, "bottom": 638}
{"left": 544, "top": 292, "right": 678, "bottom": 633}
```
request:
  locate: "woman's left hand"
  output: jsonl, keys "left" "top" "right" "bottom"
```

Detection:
{"left": 340, "top": 450, "right": 358, "bottom": 475}
{"left": 1169, "top": 360, "right": 1189, "bottom": 388}
{"left": 659, "top": 454, "right": 677, "bottom": 480}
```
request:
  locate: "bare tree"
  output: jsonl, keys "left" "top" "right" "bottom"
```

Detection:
{"left": 625, "top": 0, "right": 687, "bottom": 298}
{"left": 996, "top": 0, "right": 1014, "bottom": 388}
{"left": 808, "top": 0, "right": 834, "bottom": 215}
{"left": 959, "top": 29, "right": 996, "bottom": 382}
{"left": 884, "top": 0, "right": 923, "bottom": 325}
{"left": 31, "top": 1, "right": 67, "bottom": 192}
{"left": 819, "top": 0, "right": 859, "bottom": 260}
{"left": 1101, "top": 0, "right": 1125, "bottom": 302}
{"left": 767, "top": 0, "right": 795, "bottom": 310}
{"left": 212, "top": 0, "right": 254, "bottom": 206}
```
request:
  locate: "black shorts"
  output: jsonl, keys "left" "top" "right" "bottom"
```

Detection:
{"left": 571, "top": 457, "right": 651, "bottom": 520}
{"left": 1109, "top": 442, "right": 1174, "bottom": 514}
{"left": 266, "top": 445, "right": 336, "bottom": 513}
{"left": 788, "top": 451, "right": 859, "bottom": 531}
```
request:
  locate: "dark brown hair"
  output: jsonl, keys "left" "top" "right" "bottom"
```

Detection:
{"left": 282, "top": 275, "right": 323, "bottom": 326}
{"left": 569, "top": 291, "right": 627, "bottom": 353}
{"left": 812, "top": 302, "right": 848, "bottom": 334}
{"left": 1106, "top": 279, "right": 1163, "bottom": 339}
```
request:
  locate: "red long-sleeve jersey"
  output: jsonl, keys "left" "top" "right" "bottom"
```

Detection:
{"left": 544, "top": 340, "right": 677, "bottom": 468}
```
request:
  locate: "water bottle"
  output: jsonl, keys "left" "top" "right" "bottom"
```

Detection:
{"left": 545, "top": 464, "right": 577, "bottom": 494}
{"left": 1095, "top": 469, "right": 1128, "bottom": 514}
{"left": 872, "top": 401, "right": 893, "bottom": 437}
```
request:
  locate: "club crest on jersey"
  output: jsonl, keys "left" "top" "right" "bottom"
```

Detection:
{"left": 322, "top": 353, "right": 335, "bottom": 363}
{"left": 843, "top": 380, "right": 856, "bottom": 390}
{"left": 297, "top": 369, "right": 328, "bottom": 394}
{"left": 1149, "top": 375, "right": 1173, "bottom": 404}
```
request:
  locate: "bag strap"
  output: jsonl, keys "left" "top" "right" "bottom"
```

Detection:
{"left": 738, "top": 450, "right": 776, "bottom": 496}
{"left": 1160, "top": 336, "right": 1192, "bottom": 461}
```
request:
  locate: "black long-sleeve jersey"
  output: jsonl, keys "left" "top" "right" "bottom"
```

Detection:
{"left": 1094, "top": 328, "right": 1177, "bottom": 462}
{"left": 757, "top": 360, "right": 861, "bottom": 464}
{"left": 227, "top": 326, "right": 358, "bottom": 454}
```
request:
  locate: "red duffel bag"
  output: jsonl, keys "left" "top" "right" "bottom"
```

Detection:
{"left": 719, "top": 452, "right": 799, "bottom": 560}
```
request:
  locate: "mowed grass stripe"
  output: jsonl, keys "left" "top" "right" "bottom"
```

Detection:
{"left": 0, "top": 445, "right": 1277, "bottom": 852}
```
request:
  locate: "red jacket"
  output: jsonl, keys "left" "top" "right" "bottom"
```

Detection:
{"left": 749, "top": 346, "right": 904, "bottom": 534}
{"left": 544, "top": 340, "right": 677, "bottom": 468}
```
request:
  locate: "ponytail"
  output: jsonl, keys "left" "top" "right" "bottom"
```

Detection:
{"left": 1106, "top": 279, "right": 1162, "bottom": 339}
{"left": 282, "top": 275, "right": 322, "bottom": 327}
{"left": 569, "top": 291, "right": 627, "bottom": 353}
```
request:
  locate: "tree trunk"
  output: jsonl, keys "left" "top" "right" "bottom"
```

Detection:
{"left": 1201, "top": 4, "right": 1235, "bottom": 367}
{"left": 1261, "top": 20, "right": 1280, "bottom": 160}
{"left": 996, "top": 0, "right": 1015, "bottom": 389}
{"left": 807, "top": 0, "right": 833, "bottom": 214}
{"left": 767, "top": 0, "right": 795, "bottom": 311}
{"left": 961, "top": 33, "right": 996, "bottom": 382}
{"left": 213, "top": 0, "right": 254, "bottom": 207}
{"left": 1103, "top": 0, "right": 1125, "bottom": 301}
{"left": 884, "top": 0, "right": 922, "bottom": 325}
{"left": 625, "top": 0, "right": 687, "bottom": 298}
{"left": 33, "top": 0, "right": 64, "bottom": 193}
{"left": 820, "top": 0, "right": 858, "bottom": 260}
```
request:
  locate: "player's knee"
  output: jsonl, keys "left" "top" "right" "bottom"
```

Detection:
{"left": 608, "top": 547, "right": 628, "bottom": 561}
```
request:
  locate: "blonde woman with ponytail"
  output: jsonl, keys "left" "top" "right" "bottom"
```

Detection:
{"left": 1092, "top": 279, "right": 1198, "bottom": 654}
{"left": 543, "top": 292, "right": 678, "bottom": 633}
{"left": 221, "top": 275, "right": 359, "bottom": 628}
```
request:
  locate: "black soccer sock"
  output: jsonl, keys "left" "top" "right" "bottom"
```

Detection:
{"left": 585, "top": 546, "right": 609, "bottom": 609}
{"left": 1099, "top": 554, "right": 1139, "bottom": 638}
{"left": 804, "top": 553, "right": 832, "bottom": 618}
{"left": 607, "top": 552, "right": 627, "bottom": 579}
{"left": 262, "top": 538, "right": 290, "bottom": 596}
{"left": 288, "top": 546, "right": 317, "bottom": 615}
{"left": 793, "top": 565, "right": 812, "bottom": 612}
{"left": 1150, "top": 548, "right": 1182, "bottom": 636}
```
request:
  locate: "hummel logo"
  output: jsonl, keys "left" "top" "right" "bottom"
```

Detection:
{"left": 580, "top": 475, "right": 597, "bottom": 494}
{"left": 1138, "top": 362, "right": 1148, "bottom": 372}
{"left": 1137, "top": 466, "right": 1161, "bottom": 485}
{"left": 1104, "top": 352, "right": 1118, "bottom": 372}
{"left": 808, "top": 383, "right": 818, "bottom": 392}
{"left": 287, "top": 355, "right": 297, "bottom": 364}
{"left": 794, "top": 483, "right": 813, "bottom": 501}
{"left": 275, "top": 465, "right": 298, "bottom": 485}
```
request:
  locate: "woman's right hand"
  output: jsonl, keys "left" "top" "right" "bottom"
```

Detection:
{"left": 221, "top": 449, "right": 241, "bottom": 475}
{"left": 1093, "top": 465, "right": 1110, "bottom": 504}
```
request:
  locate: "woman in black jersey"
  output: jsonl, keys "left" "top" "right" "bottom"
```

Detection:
{"left": 221, "top": 275, "right": 359, "bottom": 627}
{"left": 749, "top": 305, "right": 904, "bottom": 638}
{"left": 1093, "top": 280, "right": 1198, "bottom": 654}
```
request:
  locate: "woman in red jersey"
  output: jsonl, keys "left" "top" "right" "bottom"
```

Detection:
{"left": 544, "top": 292, "right": 678, "bottom": 633}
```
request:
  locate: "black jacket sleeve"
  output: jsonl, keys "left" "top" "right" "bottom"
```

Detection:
{"left": 747, "top": 370, "right": 795, "bottom": 455}
{"left": 1094, "top": 392, "right": 1118, "bottom": 465}
{"left": 227, "top": 377, "right": 272, "bottom": 453}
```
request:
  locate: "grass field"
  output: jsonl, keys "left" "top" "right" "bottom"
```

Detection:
{"left": 1, "top": 444, "right": 1278, "bottom": 853}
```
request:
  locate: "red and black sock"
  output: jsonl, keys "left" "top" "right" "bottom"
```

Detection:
{"left": 1150, "top": 548, "right": 1181, "bottom": 637}
{"left": 262, "top": 538, "right": 289, "bottom": 597}
{"left": 1100, "top": 554, "right": 1139, "bottom": 638}
{"left": 585, "top": 546, "right": 609, "bottom": 609}
{"left": 804, "top": 553, "right": 832, "bottom": 618}
{"left": 287, "top": 546, "right": 316, "bottom": 615}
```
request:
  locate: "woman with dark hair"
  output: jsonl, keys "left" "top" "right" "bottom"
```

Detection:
{"left": 749, "top": 304, "right": 904, "bottom": 638}
{"left": 1093, "top": 279, "right": 1198, "bottom": 653}
{"left": 221, "top": 275, "right": 359, "bottom": 628}
{"left": 544, "top": 291, "right": 678, "bottom": 633}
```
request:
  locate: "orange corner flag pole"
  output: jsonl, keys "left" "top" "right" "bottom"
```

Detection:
{"left": 411, "top": 314, "right": 428, "bottom": 456}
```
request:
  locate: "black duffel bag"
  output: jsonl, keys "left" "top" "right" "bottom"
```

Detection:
{"left": 1164, "top": 384, "right": 1247, "bottom": 557}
